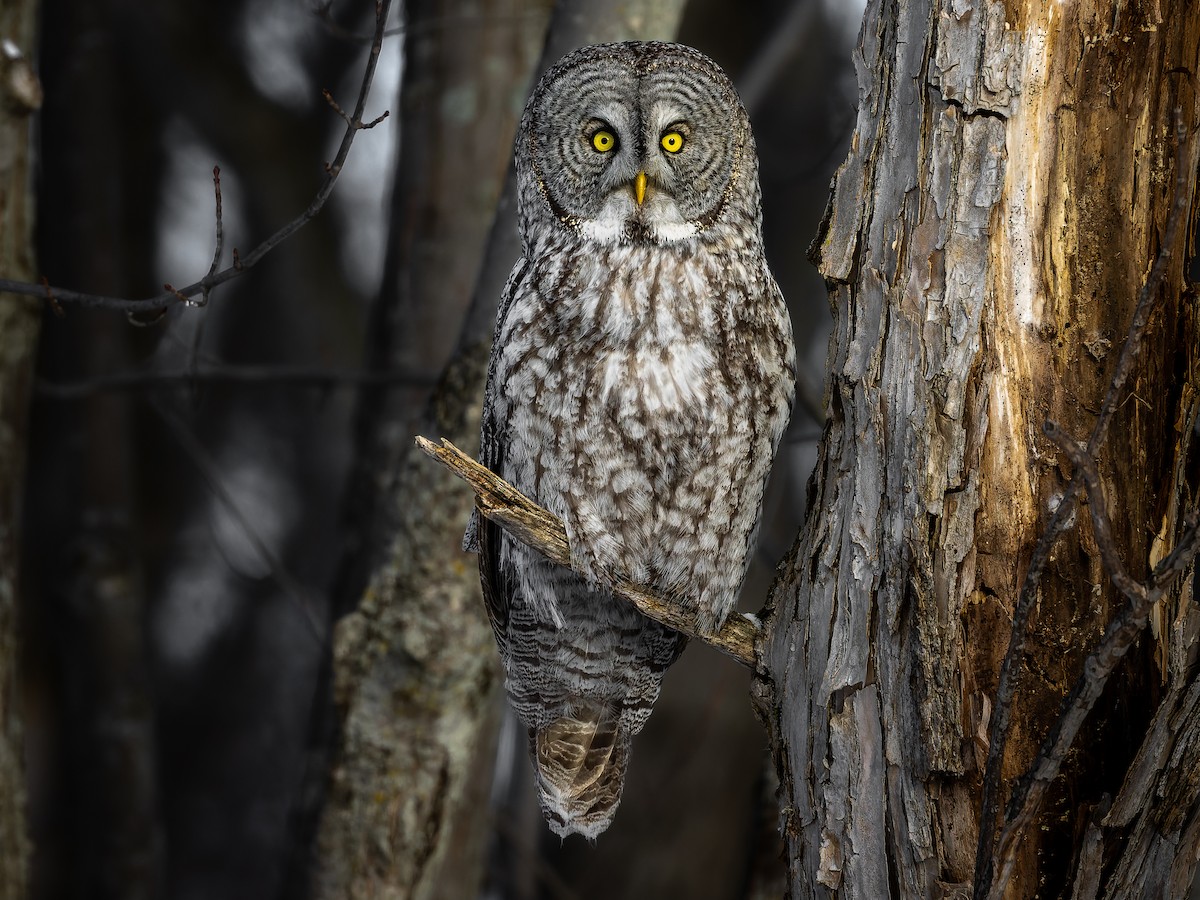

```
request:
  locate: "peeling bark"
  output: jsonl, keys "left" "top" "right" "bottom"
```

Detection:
{"left": 761, "top": 0, "right": 1200, "bottom": 896}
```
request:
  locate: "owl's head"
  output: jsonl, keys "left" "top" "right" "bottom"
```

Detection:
{"left": 516, "top": 42, "right": 758, "bottom": 248}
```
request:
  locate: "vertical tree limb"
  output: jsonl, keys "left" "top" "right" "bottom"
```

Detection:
{"left": 314, "top": 3, "right": 687, "bottom": 897}
{"left": 313, "top": 6, "right": 549, "bottom": 896}
{"left": 0, "top": 1, "right": 41, "bottom": 892}
{"left": 26, "top": 0, "right": 171, "bottom": 890}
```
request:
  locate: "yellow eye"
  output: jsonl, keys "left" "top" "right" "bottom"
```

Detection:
{"left": 591, "top": 130, "right": 616, "bottom": 152}
{"left": 661, "top": 131, "right": 685, "bottom": 153}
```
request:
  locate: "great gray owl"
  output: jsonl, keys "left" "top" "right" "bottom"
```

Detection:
{"left": 465, "top": 41, "right": 795, "bottom": 838}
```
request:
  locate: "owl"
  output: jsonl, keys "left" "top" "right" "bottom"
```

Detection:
{"left": 465, "top": 41, "right": 795, "bottom": 838}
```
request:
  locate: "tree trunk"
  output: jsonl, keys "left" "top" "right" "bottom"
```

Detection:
{"left": 313, "top": 5, "right": 549, "bottom": 897}
{"left": 0, "top": 0, "right": 41, "bottom": 892}
{"left": 760, "top": 0, "right": 1200, "bottom": 897}
{"left": 313, "top": 3, "right": 686, "bottom": 897}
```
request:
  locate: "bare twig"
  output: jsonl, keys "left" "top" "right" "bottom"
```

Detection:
{"left": 35, "top": 364, "right": 437, "bottom": 400}
{"left": 322, "top": 88, "right": 388, "bottom": 129}
{"left": 126, "top": 307, "right": 169, "bottom": 327}
{"left": 152, "top": 399, "right": 326, "bottom": 643}
{"left": 41, "top": 276, "right": 64, "bottom": 318}
{"left": 0, "top": 0, "right": 394, "bottom": 314}
{"left": 416, "top": 436, "right": 760, "bottom": 668}
{"left": 1046, "top": 422, "right": 1148, "bottom": 604}
{"left": 200, "top": 165, "right": 224, "bottom": 307}
{"left": 974, "top": 111, "right": 1193, "bottom": 899}
{"left": 1085, "top": 116, "right": 1191, "bottom": 458}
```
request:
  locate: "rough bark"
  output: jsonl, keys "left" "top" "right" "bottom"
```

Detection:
{"left": 760, "top": 0, "right": 1200, "bottom": 897}
{"left": 0, "top": 0, "right": 40, "bottom": 893}
{"left": 314, "top": 3, "right": 686, "bottom": 897}
{"left": 314, "top": 5, "right": 549, "bottom": 896}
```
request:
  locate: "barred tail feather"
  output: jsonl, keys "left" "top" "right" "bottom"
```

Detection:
{"left": 532, "top": 708, "right": 630, "bottom": 839}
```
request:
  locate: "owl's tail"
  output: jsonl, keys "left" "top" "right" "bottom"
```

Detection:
{"left": 532, "top": 706, "right": 630, "bottom": 839}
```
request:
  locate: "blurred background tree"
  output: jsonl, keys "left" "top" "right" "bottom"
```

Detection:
{"left": 7, "top": 0, "right": 859, "bottom": 898}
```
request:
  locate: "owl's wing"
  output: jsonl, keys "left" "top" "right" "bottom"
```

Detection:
{"left": 464, "top": 257, "right": 531, "bottom": 650}
{"left": 765, "top": 271, "right": 798, "bottom": 444}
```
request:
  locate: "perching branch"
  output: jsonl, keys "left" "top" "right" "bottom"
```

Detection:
{"left": 975, "top": 111, "right": 1193, "bottom": 899}
{"left": 415, "top": 436, "right": 760, "bottom": 668}
{"left": 0, "top": 0, "right": 394, "bottom": 315}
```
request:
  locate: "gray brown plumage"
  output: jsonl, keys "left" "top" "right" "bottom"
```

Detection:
{"left": 465, "top": 41, "right": 795, "bottom": 838}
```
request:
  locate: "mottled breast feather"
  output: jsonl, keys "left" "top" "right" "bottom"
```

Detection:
{"left": 471, "top": 40, "right": 795, "bottom": 839}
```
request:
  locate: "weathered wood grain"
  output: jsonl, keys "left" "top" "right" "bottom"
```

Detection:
{"left": 762, "top": 0, "right": 1200, "bottom": 896}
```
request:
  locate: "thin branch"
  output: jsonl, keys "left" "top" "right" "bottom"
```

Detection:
{"left": 416, "top": 436, "right": 760, "bottom": 668}
{"left": 0, "top": 0, "right": 394, "bottom": 315}
{"left": 1086, "top": 114, "right": 1192, "bottom": 458}
{"left": 1045, "top": 422, "right": 1149, "bottom": 605}
{"left": 321, "top": 88, "right": 388, "bottom": 129}
{"left": 152, "top": 399, "right": 326, "bottom": 644}
{"left": 975, "top": 110, "right": 1193, "bottom": 899}
{"left": 35, "top": 364, "right": 438, "bottom": 399}
{"left": 200, "top": 165, "right": 224, "bottom": 307}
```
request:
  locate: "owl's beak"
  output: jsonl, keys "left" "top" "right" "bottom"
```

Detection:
{"left": 634, "top": 171, "right": 647, "bottom": 206}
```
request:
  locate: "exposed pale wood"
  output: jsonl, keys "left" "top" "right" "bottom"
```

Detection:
{"left": 761, "top": 0, "right": 1200, "bottom": 897}
{"left": 985, "top": 414, "right": 1200, "bottom": 898}
{"left": 416, "top": 437, "right": 759, "bottom": 668}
